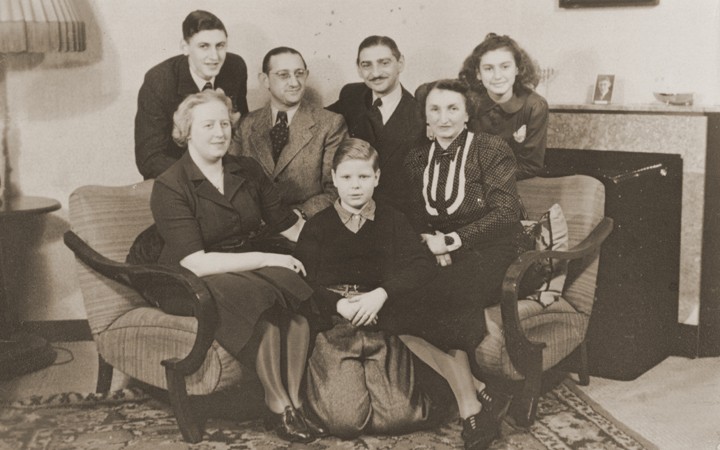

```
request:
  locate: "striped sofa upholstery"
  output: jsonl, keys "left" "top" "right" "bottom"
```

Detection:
{"left": 68, "top": 180, "right": 245, "bottom": 395}
{"left": 475, "top": 175, "right": 606, "bottom": 380}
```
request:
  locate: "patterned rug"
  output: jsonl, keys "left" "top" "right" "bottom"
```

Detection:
{"left": 0, "top": 381, "right": 653, "bottom": 450}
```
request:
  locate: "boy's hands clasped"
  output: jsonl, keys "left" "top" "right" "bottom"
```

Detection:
{"left": 336, "top": 288, "right": 388, "bottom": 327}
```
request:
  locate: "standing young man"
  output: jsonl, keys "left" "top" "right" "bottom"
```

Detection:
{"left": 231, "top": 47, "right": 347, "bottom": 219}
{"left": 135, "top": 10, "right": 249, "bottom": 179}
{"left": 327, "top": 36, "right": 424, "bottom": 214}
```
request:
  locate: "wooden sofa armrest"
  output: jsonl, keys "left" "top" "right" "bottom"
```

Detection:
{"left": 63, "top": 230, "right": 218, "bottom": 376}
{"left": 499, "top": 217, "right": 614, "bottom": 375}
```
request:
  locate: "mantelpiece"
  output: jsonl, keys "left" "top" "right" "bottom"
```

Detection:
{"left": 546, "top": 103, "right": 720, "bottom": 357}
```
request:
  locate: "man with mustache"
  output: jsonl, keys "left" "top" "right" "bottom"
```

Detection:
{"left": 327, "top": 36, "right": 424, "bottom": 215}
{"left": 231, "top": 47, "right": 347, "bottom": 219}
{"left": 135, "top": 10, "right": 249, "bottom": 179}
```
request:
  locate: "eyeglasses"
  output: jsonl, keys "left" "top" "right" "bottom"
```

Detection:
{"left": 270, "top": 69, "right": 308, "bottom": 81}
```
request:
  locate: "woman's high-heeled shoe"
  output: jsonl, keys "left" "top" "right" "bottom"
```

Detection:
{"left": 478, "top": 387, "right": 513, "bottom": 425}
{"left": 263, "top": 405, "right": 314, "bottom": 443}
{"left": 461, "top": 409, "right": 497, "bottom": 450}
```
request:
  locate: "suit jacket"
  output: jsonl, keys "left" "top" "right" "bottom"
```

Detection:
{"left": 327, "top": 83, "right": 424, "bottom": 213}
{"left": 230, "top": 102, "right": 347, "bottom": 218}
{"left": 135, "top": 53, "right": 249, "bottom": 180}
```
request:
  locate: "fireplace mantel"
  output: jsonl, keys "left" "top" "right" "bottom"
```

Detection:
{"left": 545, "top": 105, "right": 720, "bottom": 357}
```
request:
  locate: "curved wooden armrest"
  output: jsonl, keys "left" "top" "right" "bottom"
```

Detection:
{"left": 499, "top": 217, "right": 614, "bottom": 375}
{"left": 63, "top": 230, "right": 218, "bottom": 376}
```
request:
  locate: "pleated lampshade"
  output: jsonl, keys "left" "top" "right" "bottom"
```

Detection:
{"left": 0, "top": 0, "right": 85, "bottom": 53}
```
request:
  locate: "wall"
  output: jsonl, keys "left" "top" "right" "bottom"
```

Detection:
{"left": 3, "top": 0, "right": 718, "bottom": 322}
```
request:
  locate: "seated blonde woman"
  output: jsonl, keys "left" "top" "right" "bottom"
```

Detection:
{"left": 148, "top": 89, "right": 325, "bottom": 443}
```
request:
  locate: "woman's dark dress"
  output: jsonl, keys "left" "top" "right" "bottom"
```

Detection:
{"left": 403, "top": 129, "right": 524, "bottom": 353}
{"left": 468, "top": 89, "right": 548, "bottom": 180}
{"left": 151, "top": 152, "right": 313, "bottom": 358}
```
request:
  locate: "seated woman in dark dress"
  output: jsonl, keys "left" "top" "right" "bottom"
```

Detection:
{"left": 402, "top": 79, "right": 526, "bottom": 450}
{"left": 149, "top": 89, "right": 324, "bottom": 443}
{"left": 459, "top": 33, "right": 548, "bottom": 180}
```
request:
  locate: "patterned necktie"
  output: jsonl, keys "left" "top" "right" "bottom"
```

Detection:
{"left": 270, "top": 111, "right": 289, "bottom": 163}
{"left": 202, "top": 82, "right": 213, "bottom": 91}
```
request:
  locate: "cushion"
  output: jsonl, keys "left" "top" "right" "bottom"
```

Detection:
{"left": 520, "top": 203, "right": 569, "bottom": 306}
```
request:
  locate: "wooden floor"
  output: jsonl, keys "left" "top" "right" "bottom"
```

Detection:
{"left": 1, "top": 341, "right": 719, "bottom": 450}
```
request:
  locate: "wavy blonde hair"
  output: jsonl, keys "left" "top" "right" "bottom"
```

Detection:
{"left": 172, "top": 89, "right": 240, "bottom": 147}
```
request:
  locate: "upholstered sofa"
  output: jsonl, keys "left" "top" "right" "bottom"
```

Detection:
{"left": 64, "top": 174, "right": 611, "bottom": 441}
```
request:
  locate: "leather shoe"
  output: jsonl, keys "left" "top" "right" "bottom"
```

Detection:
{"left": 263, "top": 406, "right": 314, "bottom": 443}
{"left": 297, "top": 406, "right": 329, "bottom": 437}
{"left": 477, "top": 387, "right": 513, "bottom": 425}
{"left": 461, "top": 410, "right": 497, "bottom": 450}
{"left": 461, "top": 388, "right": 512, "bottom": 449}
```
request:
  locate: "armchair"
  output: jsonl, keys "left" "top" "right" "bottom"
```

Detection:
{"left": 473, "top": 175, "right": 613, "bottom": 426}
{"left": 64, "top": 180, "right": 253, "bottom": 443}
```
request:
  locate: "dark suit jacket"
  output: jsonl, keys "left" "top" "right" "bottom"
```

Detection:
{"left": 230, "top": 102, "right": 347, "bottom": 218}
{"left": 327, "top": 83, "right": 424, "bottom": 213}
{"left": 135, "top": 53, "right": 249, "bottom": 180}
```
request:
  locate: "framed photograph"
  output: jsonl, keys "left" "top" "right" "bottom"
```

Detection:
{"left": 593, "top": 75, "right": 615, "bottom": 104}
{"left": 560, "top": 0, "right": 658, "bottom": 7}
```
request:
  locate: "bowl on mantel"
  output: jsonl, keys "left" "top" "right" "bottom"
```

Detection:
{"left": 653, "top": 92, "right": 694, "bottom": 106}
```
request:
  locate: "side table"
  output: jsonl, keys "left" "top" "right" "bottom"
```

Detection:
{"left": 0, "top": 196, "right": 61, "bottom": 379}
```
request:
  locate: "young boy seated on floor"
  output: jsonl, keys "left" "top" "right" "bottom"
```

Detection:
{"left": 294, "top": 138, "right": 441, "bottom": 438}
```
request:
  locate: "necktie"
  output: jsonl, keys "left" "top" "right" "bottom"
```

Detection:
{"left": 202, "top": 82, "right": 213, "bottom": 91}
{"left": 369, "top": 97, "right": 384, "bottom": 135}
{"left": 349, "top": 213, "right": 363, "bottom": 233}
{"left": 270, "top": 111, "right": 289, "bottom": 163}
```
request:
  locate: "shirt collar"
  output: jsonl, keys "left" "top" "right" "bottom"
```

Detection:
{"left": 434, "top": 128, "right": 469, "bottom": 158}
{"left": 272, "top": 103, "right": 300, "bottom": 126}
{"left": 479, "top": 90, "right": 526, "bottom": 114}
{"left": 373, "top": 83, "right": 402, "bottom": 121}
{"left": 188, "top": 65, "right": 216, "bottom": 92}
{"left": 334, "top": 198, "right": 376, "bottom": 223}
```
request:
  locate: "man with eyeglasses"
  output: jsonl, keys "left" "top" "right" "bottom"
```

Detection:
{"left": 232, "top": 47, "right": 347, "bottom": 219}
{"left": 135, "top": 10, "right": 249, "bottom": 179}
{"left": 327, "top": 36, "right": 424, "bottom": 215}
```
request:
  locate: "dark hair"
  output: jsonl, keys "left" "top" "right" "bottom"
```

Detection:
{"left": 172, "top": 89, "right": 240, "bottom": 147}
{"left": 458, "top": 33, "right": 539, "bottom": 95}
{"left": 416, "top": 79, "right": 475, "bottom": 121}
{"left": 262, "top": 46, "right": 307, "bottom": 74}
{"left": 182, "top": 10, "right": 227, "bottom": 41}
{"left": 356, "top": 35, "right": 402, "bottom": 65}
{"left": 332, "top": 138, "right": 380, "bottom": 171}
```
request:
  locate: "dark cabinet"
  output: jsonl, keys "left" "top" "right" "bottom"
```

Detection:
{"left": 545, "top": 149, "right": 682, "bottom": 380}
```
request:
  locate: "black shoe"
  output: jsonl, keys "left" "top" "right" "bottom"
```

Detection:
{"left": 461, "top": 410, "right": 498, "bottom": 450}
{"left": 477, "top": 388, "right": 513, "bottom": 425}
{"left": 263, "top": 406, "right": 314, "bottom": 443}
{"left": 297, "top": 406, "right": 329, "bottom": 437}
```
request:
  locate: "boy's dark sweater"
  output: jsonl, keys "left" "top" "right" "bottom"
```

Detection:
{"left": 294, "top": 201, "right": 437, "bottom": 317}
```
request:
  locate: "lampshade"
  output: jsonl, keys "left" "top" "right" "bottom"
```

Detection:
{"left": 0, "top": 0, "right": 85, "bottom": 53}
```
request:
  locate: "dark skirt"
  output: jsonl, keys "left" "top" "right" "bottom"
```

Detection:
{"left": 204, "top": 266, "right": 314, "bottom": 359}
{"left": 379, "top": 238, "right": 519, "bottom": 354}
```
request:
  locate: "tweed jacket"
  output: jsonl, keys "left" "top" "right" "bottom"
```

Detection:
{"left": 230, "top": 102, "right": 347, "bottom": 218}
{"left": 135, "top": 53, "right": 249, "bottom": 180}
{"left": 404, "top": 130, "right": 523, "bottom": 249}
{"left": 327, "top": 82, "right": 424, "bottom": 211}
